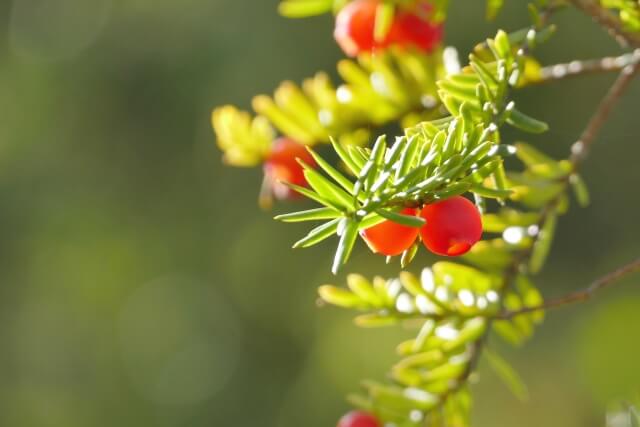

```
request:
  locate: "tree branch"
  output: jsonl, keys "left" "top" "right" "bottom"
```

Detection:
{"left": 498, "top": 257, "right": 640, "bottom": 319}
{"left": 570, "top": 57, "right": 640, "bottom": 167}
{"left": 530, "top": 50, "right": 640, "bottom": 85}
{"left": 492, "top": 47, "right": 640, "bottom": 327}
{"left": 568, "top": 0, "right": 640, "bottom": 48}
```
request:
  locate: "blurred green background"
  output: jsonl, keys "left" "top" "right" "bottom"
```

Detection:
{"left": 0, "top": 1, "right": 638, "bottom": 426}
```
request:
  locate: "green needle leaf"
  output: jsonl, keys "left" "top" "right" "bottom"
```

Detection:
{"left": 306, "top": 147, "right": 356, "bottom": 194}
{"left": 493, "top": 30, "right": 512, "bottom": 61}
{"left": 332, "top": 219, "right": 359, "bottom": 274}
{"left": 569, "top": 174, "right": 590, "bottom": 207}
{"left": 443, "top": 119, "right": 462, "bottom": 158}
{"left": 278, "top": 0, "right": 333, "bottom": 18}
{"left": 486, "top": 0, "right": 505, "bottom": 20}
{"left": 303, "top": 164, "right": 355, "bottom": 210}
{"left": 331, "top": 138, "right": 360, "bottom": 176}
{"left": 347, "top": 274, "right": 383, "bottom": 306}
{"left": 401, "top": 243, "right": 419, "bottom": 268}
{"left": 370, "top": 134, "right": 388, "bottom": 165}
{"left": 376, "top": 208, "right": 426, "bottom": 228}
{"left": 529, "top": 210, "right": 557, "bottom": 274}
{"left": 469, "top": 55, "right": 499, "bottom": 87}
{"left": 384, "top": 136, "right": 406, "bottom": 167}
{"left": 422, "top": 360, "right": 468, "bottom": 383}
{"left": 515, "top": 142, "right": 559, "bottom": 167}
{"left": 293, "top": 218, "right": 341, "bottom": 248}
{"left": 460, "top": 141, "right": 494, "bottom": 170}
{"left": 506, "top": 108, "right": 549, "bottom": 134}
{"left": 347, "top": 145, "right": 368, "bottom": 171}
{"left": 358, "top": 213, "right": 386, "bottom": 230}
{"left": 396, "top": 135, "right": 420, "bottom": 180}
{"left": 432, "top": 181, "right": 473, "bottom": 199}
{"left": 438, "top": 80, "right": 480, "bottom": 104}
{"left": 441, "top": 317, "right": 487, "bottom": 353}
{"left": 274, "top": 207, "right": 341, "bottom": 222}
{"left": 318, "top": 285, "right": 365, "bottom": 309}
{"left": 284, "top": 182, "right": 343, "bottom": 210}
{"left": 471, "top": 184, "right": 513, "bottom": 199}
{"left": 484, "top": 347, "right": 530, "bottom": 402}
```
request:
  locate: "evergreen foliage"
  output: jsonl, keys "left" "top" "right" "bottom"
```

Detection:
{"left": 211, "top": 0, "right": 640, "bottom": 425}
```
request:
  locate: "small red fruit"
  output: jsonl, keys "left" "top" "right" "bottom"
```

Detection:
{"left": 263, "top": 138, "right": 316, "bottom": 200}
{"left": 387, "top": 4, "right": 443, "bottom": 52}
{"left": 360, "top": 207, "right": 420, "bottom": 256}
{"left": 334, "top": 0, "right": 381, "bottom": 57}
{"left": 334, "top": 0, "right": 443, "bottom": 57}
{"left": 419, "top": 196, "right": 482, "bottom": 256}
{"left": 337, "top": 411, "right": 381, "bottom": 427}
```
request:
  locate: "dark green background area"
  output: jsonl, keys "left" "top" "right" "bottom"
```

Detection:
{"left": 0, "top": 1, "right": 638, "bottom": 426}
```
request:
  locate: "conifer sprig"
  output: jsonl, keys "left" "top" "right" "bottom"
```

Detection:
{"left": 210, "top": 1, "right": 640, "bottom": 426}
{"left": 276, "top": 29, "right": 552, "bottom": 273}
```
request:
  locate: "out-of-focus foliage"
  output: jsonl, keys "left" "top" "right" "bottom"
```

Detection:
{"left": 601, "top": 0, "right": 640, "bottom": 31}
{"left": 319, "top": 263, "right": 542, "bottom": 424}
{"left": 212, "top": 106, "right": 275, "bottom": 166}
{"left": 212, "top": 47, "right": 448, "bottom": 166}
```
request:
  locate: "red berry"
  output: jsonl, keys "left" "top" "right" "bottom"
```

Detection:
{"left": 419, "top": 196, "right": 482, "bottom": 256}
{"left": 334, "top": 0, "right": 443, "bottom": 57}
{"left": 337, "top": 411, "right": 381, "bottom": 427}
{"left": 263, "top": 138, "right": 316, "bottom": 200}
{"left": 387, "top": 4, "right": 443, "bottom": 52}
{"left": 360, "top": 207, "right": 420, "bottom": 256}
{"left": 334, "top": 0, "right": 381, "bottom": 57}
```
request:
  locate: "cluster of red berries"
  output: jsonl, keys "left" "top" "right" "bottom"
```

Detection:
{"left": 334, "top": 0, "right": 443, "bottom": 57}
{"left": 361, "top": 196, "right": 482, "bottom": 257}
{"left": 264, "top": 138, "right": 482, "bottom": 257}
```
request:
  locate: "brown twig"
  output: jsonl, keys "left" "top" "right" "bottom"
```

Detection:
{"left": 568, "top": 0, "right": 640, "bottom": 48}
{"left": 498, "top": 257, "right": 640, "bottom": 319}
{"left": 570, "top": 57, "right": 640, "bottom": 167}
{"left": 530, "top": 50, "right": 640, "bottom": 85}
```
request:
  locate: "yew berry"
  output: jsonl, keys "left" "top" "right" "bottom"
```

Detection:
{"left": 263, "top": 138, "right": 316, "bottom": 201}
{"left": 419, "top": 196, "right": 482, "bottom": 256}
{"left": 337, "top": 411, "right": 381, "bottom": 427}
{"left": 334, "top": 0, "right": 443, "bottom": 57}
{"left": 334, "top": 0, "right": 381, "bottom": 57}
{"left": 360, "top": 207, "right": 420, "bottom": 256}
{"left": 386, "top": 4, "right": 443, "bottom": 53}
